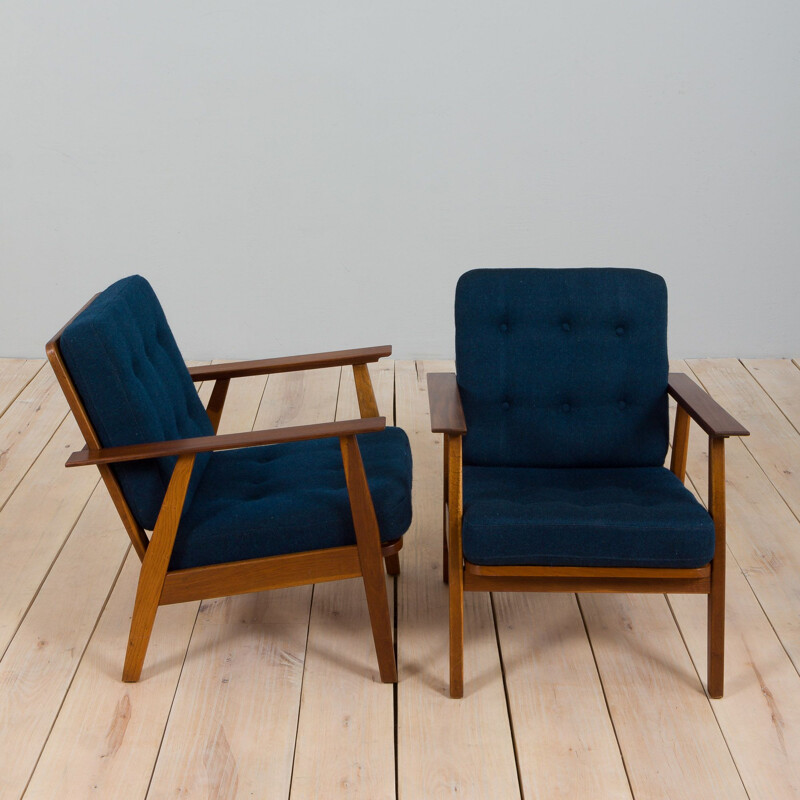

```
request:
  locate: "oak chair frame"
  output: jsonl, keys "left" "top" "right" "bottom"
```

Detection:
{"left": 428, "top": 371, "right": 749, "bottom": 699}
{"left": 47, "top": 296, "right": 402, "bottom": 684}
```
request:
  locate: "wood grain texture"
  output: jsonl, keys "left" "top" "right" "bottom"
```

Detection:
{"left": 396, "top": 360, "right": 520, "bottom": 799}
{"left": 741, "top": 358, "right": 800, "bottom": 434}
{"left": 290, "top": 361, "right": 396, "bottom": 800}
{"left": 0, "top": 358, "right": 43, "bottom": 419}
{"left": 122, "top": 452, "right": 195, "bottom": 682}
{"left": 0, "top": 367, "right": 69, "bottom": 511}
{"left": 186, "top": 345, "right": 391, "bottom": 381}
{"left": 0, "top": 414, "right": 100, "bottom": 657}
{"left": 67, "top": 415, "right": 386, "bottom": 466}
{"left": 580, "top": 592, "right": 749, "bottom": 800}
{"left": 352, "top": 362, "right": 380, "bottom": 418}
{"left": 493, "top": 592, "right": 632, "bottom": 800}
{"left": 23, "top": 551, "right": 199, "bottom": 800}
{"left": 0, "top": 487, "right": 129, "bottom": 799}
{"left": 161, "top": 547, "right": 363, "bottom": 605}
{"left": 668, "top": 372, "right": 749, "bottom": 437}
{"left": 427, "top": 372, "right": 467, "bottom": 435}
{"left": 684, "top": 358, "right": 800, "bottom": 670}
{"left": 672, "top": 360, "right": 800, "bottom": 671}
{"left": 146, "top": 367, "right": 340, "bottom": 800}
{"left": 666, "top": 388, "right": 800, "bottom": 799}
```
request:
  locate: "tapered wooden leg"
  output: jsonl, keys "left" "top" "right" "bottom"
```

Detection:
{"left": 448, "top": 435, "right": 464, "bottom": 698}
{"left": 443, "top": 434, "right": 450, "bottom": 584}
{"left": 385, "top": 553, "right": 401, "bottom": 575}
{"left": 123, "top": 454, "right": 195, "bottom": 682}
{"left": 340, "top": 435, "right": 397, "bottom": 683}
{"left": 707, "top": 437, "right": 726, "bottom": 698}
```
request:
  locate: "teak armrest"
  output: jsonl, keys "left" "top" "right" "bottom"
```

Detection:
{"left": 667, "top": 373, "right": 749, "bottom": 438}
{"left": 187, "top": 346, "right": 392, "bottom": 382}
{"left": 428, "top": 373, "right": 467, "bottom": 435}
{"left": 66, "top": 416, "right": 386, "bottom": 467}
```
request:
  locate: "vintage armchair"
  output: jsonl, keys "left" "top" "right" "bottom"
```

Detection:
{"left": 46, "top": 276, "right": 412, "bottom": 683}
{"left": 428, "top": 268, "right": 748, "bottom": 698}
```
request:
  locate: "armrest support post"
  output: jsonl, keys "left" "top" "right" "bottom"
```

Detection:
{"left": 353, "top": 364, "right": 380, "bottom": 418}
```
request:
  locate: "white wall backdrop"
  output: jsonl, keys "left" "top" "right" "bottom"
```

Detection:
{"left": 1, "top": 1, "right": 798, "bottom": 359}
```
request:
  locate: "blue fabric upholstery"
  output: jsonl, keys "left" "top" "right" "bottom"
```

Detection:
{"left": 462, "top": 465, "right": 715, "bottom": 568}
{"left": 59, "top": 276, "right": 214, "bottom": 531}
{"left": 170, "top": 427, "right": 413, "bottom": 570}
{"left": 455, "top": 268, "right": 669, "bottom": 468}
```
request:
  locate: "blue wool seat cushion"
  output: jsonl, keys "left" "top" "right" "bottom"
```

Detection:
{"left": 455, "top": 268, "right": 669, "bottom": 469}
{"left": 170, "top": 427, "right": 413, "bottom": 570}
{"left": 462, "top": 465, "right": 715, "bottom": 569}
{"left": 59, "top": 276, "right": 214, "bottom": 531}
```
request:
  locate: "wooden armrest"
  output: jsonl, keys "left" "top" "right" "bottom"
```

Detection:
{"left": 668, "top": 373, "right": 749, "bottom": 438}
{"left": 427, "top": 373, "right": 467, "bottom": 435}
{"left": 66, "top": 416, "right": 386, "bottom": 467}
{"left": 187, "top": 346, "right": 392, "bottom": 382}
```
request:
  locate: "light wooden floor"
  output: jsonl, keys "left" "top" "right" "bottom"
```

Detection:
{"left": 1, "top": 357, "right": 799, "bottom": 799}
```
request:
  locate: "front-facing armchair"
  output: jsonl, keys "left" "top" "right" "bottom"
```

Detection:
{"left": 429, "top": 268, "right": 748, "bottom": 698}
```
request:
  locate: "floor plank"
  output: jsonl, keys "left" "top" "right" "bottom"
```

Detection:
{"left": 2, "top": 357, "right": 800, "bottom": 799}
{"left": 0, "top": 359, "right": 43, "bottom": 419}
{"left": 0, "top": 415, "right": 100, "bottom": 658}
{"left": 0, "top": 486, "right": 130, "bottom": 800}
{"left": 0, "top": 367, "right": 69, "bottom": 512}
{"left": 22, "top": 551, "right": 199, "bottom": 800}
{"left": 493, "top": 591, "right": 632, "bottom": 800}
{"left": 681, "top": 360, "right": 800, "bottom": 672}
{"left": 741, "top": 358, "right": 800, "bottom": 435}
{"left": 670, "top": 557, "right": 800, "bottom": 800}
{"left": 687, "top": 358, "right": 800, "bottom": 522}
{"left": 395, "top": 361, "right": 521, "bottom": 800}
{"left": 20, "top": 374, "right": 218, "bottom": 800}
{"left": 579, "top": 592, "right": 748, "bottom": 800}
{"left": 146, "top": 368, "right": 340, "bottom": 800}
{"left": 290, "top": 362, "right": 396, "bottom": 800}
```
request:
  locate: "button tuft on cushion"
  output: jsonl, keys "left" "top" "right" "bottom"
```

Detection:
{"left": 618, "top": 400, "right": 627, "bottom": 410}
{"left": 500, "top": 323, "right": 508, "bottom": 332}
{"left": 502, "top": 401, "right": 510, "bottom": 410}
{"left": 561, "top": 403, "right": 571, "bottom": 413}
{"left": 561, "top": 322, "right": 571, "bottom": 332}
{"left": 616, "top": 326, "right": 625, "bottom": 336}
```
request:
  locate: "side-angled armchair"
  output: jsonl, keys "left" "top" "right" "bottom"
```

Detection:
{"left": 46, "top": 275, "right": 412, "bottom": 683}
{"left": 429, "top": 268, "right": 748, "bottom": 698}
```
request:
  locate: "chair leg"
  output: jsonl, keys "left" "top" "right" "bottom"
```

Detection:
{"left": 707, "top": 436, "right": 726, "bottom": 699}
{"left": 707, "top": 567, "right": 725, "bottom": 698}
{"left": 447, "top": 435, "right": 464, "bottom": 698}
{"left": 340, "top": 435, "right": 398, "bottom": 683}
{"left": 122, "top": 453, "right": 195, "bottom": 682}
{"left": 385, "top": 552, "right": 400, "bottom": 576}
{"left": 443, "top": 434, "right": 450, "bottom": 584}
{"left": 449, "top": 551, "right": 464, "bottom": 698}
{"left": 123, "top": 573, "right": 162, "bottom": 682}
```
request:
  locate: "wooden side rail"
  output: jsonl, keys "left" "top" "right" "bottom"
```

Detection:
{"left": 66, "top": 416, "right": 386, "bottom": 467}
{"left": 187, "top": 345, "right": 392, "bottom": 382}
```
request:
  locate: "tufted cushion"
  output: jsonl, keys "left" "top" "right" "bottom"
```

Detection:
{"left": 60, "top": 276, "right": 214, "bottom": 530}
{"left": 455, "top": 268, "right": 669, "bottom": 468}
{"left": 170, "top": 427, "right": 413, "bottom": 570}
{"left": 462, "top": 465, "right": 715, "bottom": 568}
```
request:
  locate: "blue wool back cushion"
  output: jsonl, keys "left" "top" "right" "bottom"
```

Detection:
{"left": 455, "top": 268, "right": 669, "bottom": 468}
{"left": 59, "top": 276, "right": 214, "bottom": 530}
